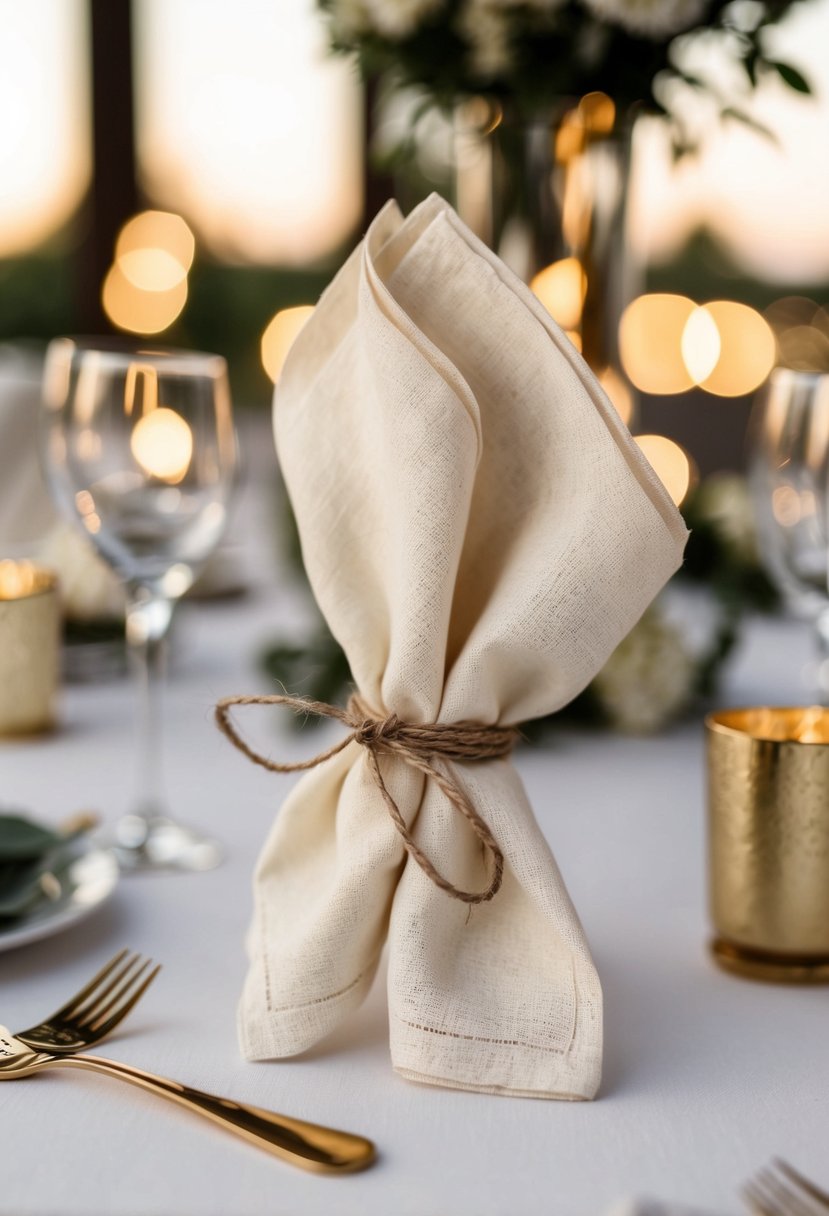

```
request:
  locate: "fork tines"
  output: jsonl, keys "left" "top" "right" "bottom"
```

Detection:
{"left": 744, "top": 1159, "right": 829, "bottom": 1216}
{"left": 55, "top": 949, "right": 161, "bottom": 1035}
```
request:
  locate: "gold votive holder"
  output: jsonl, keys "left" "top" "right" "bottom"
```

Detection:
{"left": 706, "top": 707, "right": 829, "bottom": 982}
{"left": 0, "top": 559, "right": 60, "bottom": 736}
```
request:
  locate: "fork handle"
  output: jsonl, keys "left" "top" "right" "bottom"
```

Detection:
{"left": 48, "top": 1053, "right": 375, "bottom": 1173}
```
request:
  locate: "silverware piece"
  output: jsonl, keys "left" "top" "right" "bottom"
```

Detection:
{"left": 15, "top": 949, "right": 160, "bottom": 1053}
{"left": 744, "top": 1159, "right": 829, "bottom": 1215}
{"left": 0, "top": 1028, "right": 376, "bottom": 1173}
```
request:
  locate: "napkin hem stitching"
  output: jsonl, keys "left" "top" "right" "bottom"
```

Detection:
{"left": 265, "top": 957, "right": 380, "bottom": 1015}
{"left": 393, "top": 1013, "right": 568, "bottom": 1056}
{"left": 394, "top": 1065, "right": 590, "bottom": 1101}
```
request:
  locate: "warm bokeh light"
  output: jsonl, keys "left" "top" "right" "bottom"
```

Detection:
{"left": 115, "top": 210, "right": 195, "bottom": 291}
{"left": 578, "top": 92, "right": 616, "bottom": 135}
{"left": 261, "top": 305, "right": 314, "bottom": 383}
{"left": 681, "top": 306, "right": 721, "bottom": 384}
{"left": 599, "top": 367, "right": 634, "bottom": 427}
{"left": 554, "top": 108, "right": 585, "bottom": 163}
{"left": 765, "top": 297, "right": 829, "bottom": 373}
{"left": 134, "top": 0, "right": 362, "bottom": 264}
{"left": 619, "top": 294, "right": 696, "bottom": 395}
{"left": 530, "top": 258, "right": 587, "bottom": 331}
{"left": 634, "top": 434, "right": 694, "bottom": 506}
{"left": 697, "top": 301, "right": 776, "bottom": 397}
{"left": 777, "top": 324, "right": 829, "bottom": 371}
{"left": 621, "top": 295, "right": 776, "bottom": 398}
{"left": 102, "top": 262, "right": 188, "bottom": 334}
{"left": 0, "top": 559, "right": 53, "bottom": 600}
{"left": 772, "top": 485, "right": 815, "bottom": 527}
{"left": 130, "top": 407, "right": 193, "bottom": 483}
{"left": 555, "top": 93, "right": 616, "bottom": 164}
{"left": 117, "top": 209, "right": 195, "bottom": 269}
{"left": 765, "top": 295, "right": 819, "bottom": 332}
{"left": 118, "top": 247, "right": 187, "bottom": 292}
{"left": 0, "top": 0, "right": 91, "bottom": 256}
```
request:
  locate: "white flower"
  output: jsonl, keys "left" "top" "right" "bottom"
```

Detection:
{"left": 692, "top": 472, "right": 758, "bottom": 563}
{"left": 580, "top": 0, "right": 708, "bottom": 38}
{"left": 592, "top": 604, "right": 696, "bottom": 733}
{"left": 457, "top": 0, "right": 514, "bottom": 78}
{"left": 475, "top": 0, "right": 563, "bottom": 7}
{"left": 364, "top": 0, "right": 446, "bottom": 39}
{"left": 37, "top": 522, "right": 125, "bottom": 622}
{"left": 327, "top": 0, "right": 373, "bottom": 39}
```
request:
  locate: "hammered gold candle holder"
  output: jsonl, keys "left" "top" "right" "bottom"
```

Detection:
{"left": 0, "top": 559, "right": 59, "bottom": 736}
{"left": 706, "top": 707, "right": 829, "bottom": 982}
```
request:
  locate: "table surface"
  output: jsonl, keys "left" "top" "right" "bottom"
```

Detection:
{"left": 2, "top": 420, "right": 827, "bottom": 1216}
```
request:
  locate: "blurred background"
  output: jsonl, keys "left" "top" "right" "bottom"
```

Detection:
{"left": 0, "top": 0, "right": 827, "bottom": 474}
{"left": 3, "top": 0, "right": 829, "bottom": 727}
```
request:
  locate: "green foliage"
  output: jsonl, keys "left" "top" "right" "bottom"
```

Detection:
{"left": 680, "top": 486, "right": 779, "bottom": 695}
{"left": 0, "top": 814, "right": 63, "bottom": 860}
{"left": 0, "top": 256, "right": 75, "bottom": 341}
{"left": 766, "top": 59, "right": 812, "bottom": 92}
{"left": 260, "top": 625, "right": 353, "bottom": 719}
{"left": 0, "top": 812, "right": 93, "bottom": 922}
{"left": 319, "top": 0, "right": 812, "bottom": 138}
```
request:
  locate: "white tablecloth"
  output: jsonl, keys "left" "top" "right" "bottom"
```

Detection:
{"left": 2, "top": 418, "right": 827, "bottom": 1216}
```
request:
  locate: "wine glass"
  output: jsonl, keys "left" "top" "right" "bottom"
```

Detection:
{"left": 749, "top": 367, "right": 829, "bottom": 693}
{"left": 41, "top": 338, "right": 237, "bottom": 870}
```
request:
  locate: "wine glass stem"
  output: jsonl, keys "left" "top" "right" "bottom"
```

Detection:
{"left": 814, "top": 606, "right": 829, "bottom": 703}
{"left": 126, "top": 588, "right": 174, "bottom": 825}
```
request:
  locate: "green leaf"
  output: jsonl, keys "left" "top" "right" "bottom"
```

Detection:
{"left": 0, "top": 858, "right": 49, "bottom": 918}
{"left": 0, "top": 842, "right": 77, "bottom": 920}
{"left": 767, "top": 60, "right": 812, "bottom": 94}
{"left": 0, "top": 814, "right": 63, "bottom": 861}
{"left": 720, "top": 107, "right": 778, "bottom": 143}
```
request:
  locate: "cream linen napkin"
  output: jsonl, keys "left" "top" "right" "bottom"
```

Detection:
{"left": 236, "top": 194, "right": 688, "bottom": 1100}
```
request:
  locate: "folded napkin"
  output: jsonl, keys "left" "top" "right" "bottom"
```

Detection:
{"left": 231, "top": 194, "right": 687, "bottom": 1100}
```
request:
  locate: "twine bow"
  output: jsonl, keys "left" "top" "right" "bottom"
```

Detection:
{"left": 214, "top": 693, "right": 517, "bottom": 904}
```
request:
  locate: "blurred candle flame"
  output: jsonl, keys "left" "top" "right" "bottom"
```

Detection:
{"left": 530, "top": 258, "right": 586, "bottom": 331}
{"left": 634, "top": 434, "right": 694, "bottom": 505}
{"left": 620, "top": 294, "right": 696, "bottom": 395}
{"left": 621, "top": 294, "right": 776, "bottom": 397}
{"left": 681, "top": 307, "right": 721, "bottom": 384}
{"left": 696, "top": 301, "right": 776, "bottom": 397}
{"left": 130, "top": 407, "right": 193, "bottom": 484}
{"left": 103, "top": 262, "right": 188, "bottom": 334}
{"left": 103, "top": 210, "right": 195, "bottom": 334}
{"left": 0, "top": 560, "right": 54, "bottom": 600}
{"left": 261, "top": 306, "right": 314, "bottom": 384}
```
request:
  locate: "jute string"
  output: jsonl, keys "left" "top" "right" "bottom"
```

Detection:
{"left": 214, "top": 692, "right": 517, "bottom": 904}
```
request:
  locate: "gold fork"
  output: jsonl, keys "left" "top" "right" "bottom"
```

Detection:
{"left": 0, "top": 1028, "right": 375, "bottom": 1173}
{"left": 15, "top": 949, "right": 160, "bottom": 1053}
{"left": 744, "top": 1159, "right": 829, "bottom": 1215}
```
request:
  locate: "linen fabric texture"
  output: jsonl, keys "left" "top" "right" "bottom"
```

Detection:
{"left": 240, "top": 194, "right": 688, "bottom": 1100}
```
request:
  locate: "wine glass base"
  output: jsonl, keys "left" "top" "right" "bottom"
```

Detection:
{"left": 109, "top": 814, "right": 223, "bottom": 873}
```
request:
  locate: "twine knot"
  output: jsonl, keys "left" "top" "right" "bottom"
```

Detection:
{"left": 214, "top": 692, "right": 517, "bottom": 904}
{"left": 352, "top": 709, "right": 400, "bottom": 748}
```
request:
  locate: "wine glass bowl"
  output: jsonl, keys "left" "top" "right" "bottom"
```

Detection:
{"left": 42, "top": 338, "right": 237, "bottom": 870}
{"left": 749, "top": 367, "right": 829, "bottom": 690}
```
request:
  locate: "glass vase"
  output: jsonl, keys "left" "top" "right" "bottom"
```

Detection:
{"left": 454, "top": 95, "right": 639, "bottom": 424}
